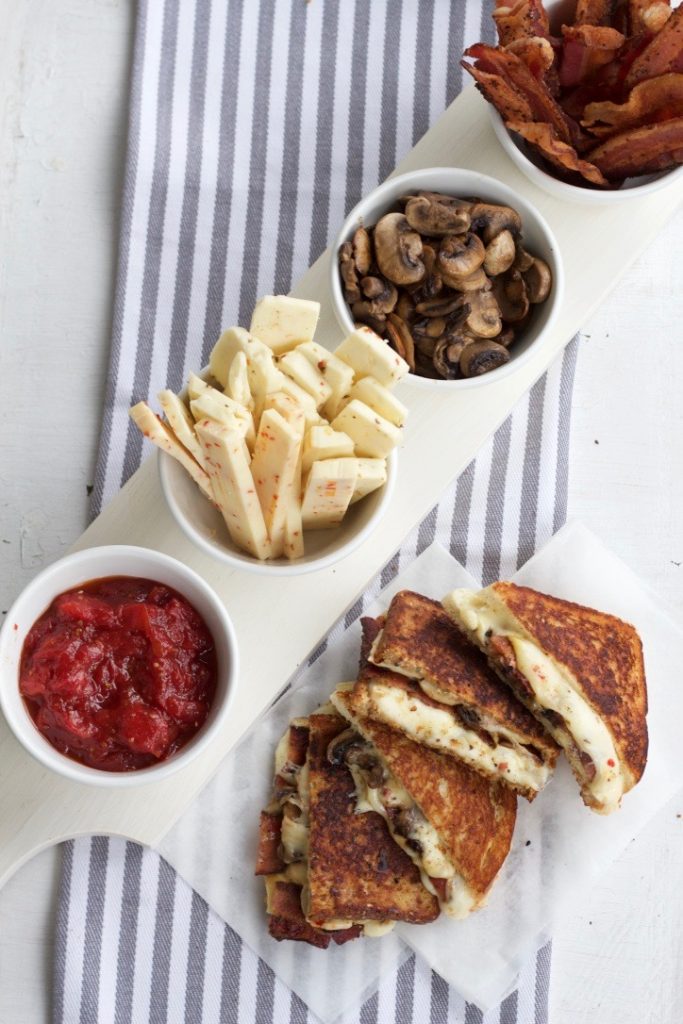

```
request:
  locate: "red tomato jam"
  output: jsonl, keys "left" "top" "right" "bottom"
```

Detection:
{"left": 19, "top": 577, "right": 217, "bottom": 772}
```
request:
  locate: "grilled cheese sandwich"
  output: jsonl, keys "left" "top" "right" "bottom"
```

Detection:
{"left": 443, "top": 583, "right": 648, "bottom": 814}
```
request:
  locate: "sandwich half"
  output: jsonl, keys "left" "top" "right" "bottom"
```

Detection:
{"left": 443, "top": 582, "right": 648, "bottom": 814}
{"left": 256, "top": 710, "right": 438, "bottom": 945}
{"left": 364, "top": 591, "right": 559, "bottom": 799}
{"left": 331, "top": 682, "right": 517, "bottom": 917}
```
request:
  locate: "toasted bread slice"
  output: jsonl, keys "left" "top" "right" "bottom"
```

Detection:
{"left": 364, "top": 594, "right": 559, "bottom": 799}
{"left": 306, "top": 711, "right": 439, "bottom": 929}
{"left": 331, "top": 683, "right": 516, "bottom": 917}
{"left": 443, "top": 582, "right": 648, "bottom": 814}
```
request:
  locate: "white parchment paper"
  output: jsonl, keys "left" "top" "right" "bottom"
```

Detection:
{"left": 157, "top": 523, "right": 683, "bottom": 1020}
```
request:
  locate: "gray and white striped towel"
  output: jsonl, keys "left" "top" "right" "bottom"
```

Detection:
{"left": 55, "top": 0, "right": 580, "bottom": 1020}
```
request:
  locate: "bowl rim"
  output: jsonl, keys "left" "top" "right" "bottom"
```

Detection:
{"left": 329, "top": 165, "right": 565, "bottom": 389}
{"left": 489, "top": 106, "right": 683, "bottom": 203}
{"left": 0, "top": 544, "right": 239, "bottom": 787}
{"left": 159, "top": 445, "right": 398, "bottom": 576}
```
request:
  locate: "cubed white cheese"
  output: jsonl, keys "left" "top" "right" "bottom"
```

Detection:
{"left": 301, "top": 458, "right": 358, "bottom": 529}
{"left": 331, "top": 399, "right": 402, "bottom": 458}
{"left": 334, "top": 326, "right": 409, "bottom": 389}
{"left": 278, "top": 350, "right": 332, "bottom": 409}
{"left": 302, "top": 425, "right": 354, "bottom": 473}
{"left": 296, "top": 340, "right": 355, "bottom": 419}
{"left": 350, "top": 458, "right": 388, "bottom": 504}
{"left": 346, "top": 377, "right": 407, "bottom": 427}
{"left": 250, "top": 295, "right": 320, "bottom": 355}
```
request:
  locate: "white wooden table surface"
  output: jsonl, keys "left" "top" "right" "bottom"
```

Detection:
{"left": 1, "top": 1, "right": 681, "bottom": 1021}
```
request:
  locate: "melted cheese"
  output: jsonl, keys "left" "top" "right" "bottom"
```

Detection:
{"left": 349, "top": 761, "right": 478, "bottom": 919}
{"left": 367, "top": 682, "right": 550, "bottom": 794}
{"left": 511, "top": 637, "right": 623, "bottom": 813}
{"left": 444, "top": 589, "right": 624, "bottom": 814}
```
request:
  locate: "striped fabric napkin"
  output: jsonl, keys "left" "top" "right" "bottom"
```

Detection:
{"left": 54, "top": 1, "right": 580, "bottom": 1021}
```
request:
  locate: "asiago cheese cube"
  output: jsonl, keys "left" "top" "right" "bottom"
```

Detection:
{"left": 334, "top": 326, "right": 409, "bottom": 389}
{"left": 209, "top": 327, "right": 271, "bottom": 388}
{"left": 250, "top": 295, "right": 320, "bottom": 356}
{"left": 189, "top": 388, "right": 255, "bottom": 448}
{"left": 301, "top": 458, "right": 358, "bottom": 530}
{"left": 302, "top": 425, "right": 354, "bottom": 473}
{"left": 250, "top": 409, "right": 302, "bottom": 558}
{"left": 278, "top": 350, "right": 332, "bottom": 409}
{"left": 350, "top": 458, "right": 387, "bottom": 504}
{"left": 295, "top": 341, "right": 354, "bottom": 420}
{"left": 263, "top": 391, "right": 306, "bottom": 439}
{"left": 226, "top": 350, "right": 253, "bottom": 411}
{"left": 331, "top": 400, "right": 402, "bottom": 459}
{"left": 346, "top": 377, "right": 407, "bottom": 428}
{"left": 195, "top": 420, "right": 271, "bottom": 560}
{"left": 277, "top": 376, "right": 322, "bottom": 427}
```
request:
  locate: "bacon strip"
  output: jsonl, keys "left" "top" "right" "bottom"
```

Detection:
{"left": 505, "top": 36, "right": 556, "bottom": 79}
{"left": 559, "top": 26, "right": 625, "bottom": 88}
{"left": 465, "top": 64, "right": 536, "bottom": 122}
{"left": 267, "top": 881, "right": 332, "bottom": 948}
{"left": 506, "top": 119, "right": 610, "bottom": 184}
{"left": 255, "top": 810, "right": 285, "bottom": 875}
{"left": 463, "top": 44, "right": 577, "bottom": 144}
{"left": 582, "top": 72, "right": 683, "bottom": 135}
{"left": 625, "top": 5, "right": 683, "bottom": 86}
{"left": 493, "top": 0, "right": 550, "bottom": 46}
{"left": 628, "top": 0, "right": 671, "bottom": 35}
{"left": 587, "top": 114, "right": 683, "bottom": 175}
{"left": 574, "top": 0, "right": 616, "bottom": 26}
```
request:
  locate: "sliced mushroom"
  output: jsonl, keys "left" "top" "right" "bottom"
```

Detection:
{"left": 469, "top": 202, "right": 522, "bottom": 244}
{"left": 414, "top": 293, "right": 466, "bottom": 318}
{"left": 387, "top": 312, "right": 416, "bottom": 371}
{"left": 483, "top": 229, "right": 516, "bottom": 276}
{"left": 352, "top": 226, "right": 373, "bottom": 275}
{"left": 339, "top": 242, "right": 361, "bottom": 303}
{"left": 491, "top": 270, "right": 530, "bottom": 323}
{"left": 460, "top": 340, "right": 510, "bottom": 377}
{"left": 438, "top": 233, "right": 486, "bottom": 287}
{"left": 523, "top": 258, "right": 552, "bottom": 303}
{"left": 419, "top": 244, "right": 443, "bottom": 298}
{"left": 395, "top": 292, "right": 415, "bottom": 323}
{"left": 512, "top": 244, "right": 535, "bottom": 272}
{"left": 404, "top": 195, "right": 471, "bottom": 237}
{"left": 360, "top": 276, "right": 398, "bottom": 315}
{"left": 497, "top": 325, "right": 516, "bottom": 348}
{"left": 374, "top": 212, "right": 425, "bottom": 286}
{"left": 351, "top": 300, "right": 386, "bottom": 334}
{"left": 465, "top": 290, "right": 502, "bottom": 338}
{"left": 446, "top": 266, "right": 489, "bottom": 292}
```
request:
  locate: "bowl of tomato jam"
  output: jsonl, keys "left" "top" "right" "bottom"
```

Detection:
{"left": 0, "top": 546, "right": 238, "bottom": 785}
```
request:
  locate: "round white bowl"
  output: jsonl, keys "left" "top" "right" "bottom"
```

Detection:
{"left": 330, "top": 166, "right": 564, "bottom": 389}
{"left": 0, "top": 545, "right": 239, "bottom": 787}
{"left": 489, "top": 107, "right": 683, "bottom": 205}
{"left": 160, "top": 443, "right": 397, "bottom": 576}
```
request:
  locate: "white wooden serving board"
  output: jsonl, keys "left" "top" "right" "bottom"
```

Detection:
{"left": 0, "top": 86, "right": 679, "bottom": 889}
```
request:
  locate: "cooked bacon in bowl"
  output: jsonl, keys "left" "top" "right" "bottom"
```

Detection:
{"left": 462, "top": 0, "right": 683, "bottom": 189}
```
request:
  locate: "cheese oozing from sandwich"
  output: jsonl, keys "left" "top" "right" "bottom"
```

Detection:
{"left": 348, "top": 760, "right": 477, "bottom": 918}
{"left": 444, "top": 589, "right": 624, "bottom": 814}
{"left": 365, "top": 679, "right": 552, "bottom": 795}
{"left": 277, "top": 725, "right": 394, "bottom": 936}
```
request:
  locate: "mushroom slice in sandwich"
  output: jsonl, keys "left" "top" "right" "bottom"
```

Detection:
{"left": 442, "top": 583, "right": 648, "bottom": 815}
{"left": 304, "top": 709, "right": 439, "bottom": 933}
{"left": 330, "top": 683, "right": 517, "bottom": 918}
{"left": 256, "top": 712, "right": 439, "bottom": 945}
{"left": 366, "top": 592, "right": 559, "bottom": 799}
